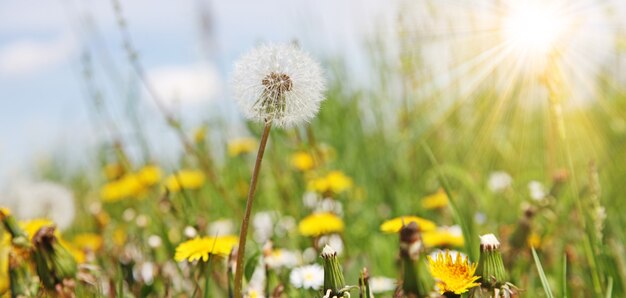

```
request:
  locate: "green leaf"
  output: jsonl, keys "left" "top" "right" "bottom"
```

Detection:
{"left": 244, "top": 251, "right": 261, "bottom": 282}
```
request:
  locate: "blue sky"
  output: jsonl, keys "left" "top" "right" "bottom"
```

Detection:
{"left": 0, "top": 0, "right": 395, "bottom": 184}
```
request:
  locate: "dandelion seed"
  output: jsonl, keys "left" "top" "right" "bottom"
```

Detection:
{"left": 488, "top": 171, "right": 513, "bottom": 193}
{"left": 232, "top": 43, "right": 326, "bottom": 128}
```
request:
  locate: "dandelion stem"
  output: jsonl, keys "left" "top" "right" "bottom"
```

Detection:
{"left": 233, "top": 121, "right": 272, "bottom": 298}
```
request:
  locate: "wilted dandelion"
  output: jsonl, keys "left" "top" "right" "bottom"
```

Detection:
{"left": 379, "top": 215, "right": 436, "bottom": 234}
{"left": 298, "top": 212, "right": 344, "bottom": 237}
{"left": 174, "top": 235, "right": 238, "bottom": 262}
{"left": 231, "top": 43, "right": 325, "bottom": 128}
{"left": 427, "top": 250, "right": 480, "bottom": 296}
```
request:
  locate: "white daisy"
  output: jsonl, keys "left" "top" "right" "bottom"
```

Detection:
{"left": 289, "top": 264, "right": 324, "bottom": 290}
{"left": 265, "top": 249, "right": 300, "bottom": 269}
{"left": 231, "top": 43, "right": 326, "bottom": 128}
{"left": 487, "top": 171, "right": 513, "bottom": 193}
{"left": 528, "top": 180, "right": 546, "bottom": 201}
{"left": 369, "top": 276, "right": 396, "bottom": 294}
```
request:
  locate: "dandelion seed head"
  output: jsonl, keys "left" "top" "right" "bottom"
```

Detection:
{"left": 232, "top": 43, "right": 326, "bottom": 128}
{"left": 479, "top": 233, "right": 501, "bottom": 251}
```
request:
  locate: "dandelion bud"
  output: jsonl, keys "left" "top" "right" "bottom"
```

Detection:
{"left": 321, "top": 245, "right": 348, "bottom": 297}
{"left": 232, "top": 43, "right": 326, "bottom": 128}
{"left": 358, "top": 267, "right": 373, "bottom": 298}
{"left": 477, "top": 234, "right": 508, "bottom": 289}
{"left": 32, "top": 226, "right": 77, "bottom": 289}
{"left": 399, "top": 222, "right": 426, "bottom": 297}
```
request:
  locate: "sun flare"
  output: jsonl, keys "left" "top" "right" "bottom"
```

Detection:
{"left": 502, "top": 2, "right": 570, "bottom": 58}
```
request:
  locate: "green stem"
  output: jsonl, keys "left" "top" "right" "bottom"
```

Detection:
{"left": 233, "top": 121, "right": 273, "bottom": 298}
{"left": 204, "top": 259, "right": 212, "bottom": 298}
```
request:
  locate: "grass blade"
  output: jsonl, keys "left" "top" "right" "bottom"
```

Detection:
{"left": 532, "top": 247, "right": 554, "bottom": 298}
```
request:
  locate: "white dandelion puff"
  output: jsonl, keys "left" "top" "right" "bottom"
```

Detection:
{"left": 231, "top": 43, "right": 326, "bottom": 128}
{"left": 1, "top": 180, "right": 75, "bottom": 230}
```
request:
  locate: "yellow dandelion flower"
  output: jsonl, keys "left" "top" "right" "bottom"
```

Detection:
{"left": 137, "top": 165, "right": 162, "bottom": 186}
{"left": 0, "top": 233, "right": 10, "bottom": 294}
{"left": 298, "top": 212, "right": 344, "bottom": 237}
{"left": 380, "top": 216, "right": 437, "bottom": 234}
{"left": 227, "top": 137, "right": 258, "bottom": 157}
{"left": 421, "top": 189, "right": 449, "bottom": 210}
{"left": 72, "top": 233, "right": 104, "bottom": 252}
{"left": 423, "top": 226, "right": 465, "bottom": 248}
{"left": 308, "top": 171, "right": 353, "bottom": 194}
{"left": 291, "top": 151, "right": 315, "bottom": 171}
{"left": 165, "top": 169, "right": 205, "bottom": 192}
{"left": 428, "top": 250, "right": 480, "bottom": 295}
{"left": 326, "top": 171, "right": 353, "bottom": 193}
{"left": 174, "top": 235, "right": 238, "bottom": 262}
{"left": 527, "top": 232, "right": 541, "bottom": 248}
{"left": 100, "top": 174, "right": 145, "bottom": 202}
{"left": 113, "top": 228, "right": 128, "bottom": 247}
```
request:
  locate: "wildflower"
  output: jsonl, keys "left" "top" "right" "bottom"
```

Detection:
{"left": 2, "top": 181, "right": 75, "bottom": 230}
{"left": 427, "top": 250, "right": 480, "bottom": 295}
{"left": 227, "top": 137, "right": 258, "bottom": 157}
{"left": 100, "top": 174, "right": 145, "bottom": 202}
{"left": 20, "top": 218, "right": 57, "bottom": 240}
{"left": 421, "top": 188, "right": 448, "bottom": 209}
{"left": 194, "top": 125, "right": 207, "bottom": 144}
{"left": 527, "top": 232, "right": 541, "bottom": 248}
{"left": 477, "top": 234, "right": 508, "bottom": 289}
{"left": 231, "top": 43, "right": 326, "bottom": 128}
{"left": 174, "top": 235, "right": 238, "bottom": 262}
{"left": 290, "top": 264, "right": 324, "bottom": 290}
{"left": 165, "top": 169, "right": 205, "bottom": 192}
{"left": 72, "top": 233, "right": 104, "bottom": 252}
{"left": 148, "top": 235, "right": 163, "bottom": 249}
{"left": 321, "top": 245, "right": 347, "bottom": 297}
{"left": 487, "top": 171, "right": 512, "bottom": 193}
{"left": 528, "top": 180, "right": 546, "bottom": 201}
{"left": 184, "top": 226, "right": 198, "bottom": 238}
{"left": 369, "top": 276, "right": 396, "bottom": 294}
{"left": 291, "top": 151, "right": 315, "bottom": 171}
{"left": 264, "top": 248, "right": 300, "bottom": 269}
{"left": 253, "top": 211, "right": 275, "bottom": 243}
{"left": 137, "top": 165, "right": 162, "bottom": 186}
{"left": 309, "top": 171, "right": 353, "bottom": 194}
{"left": 113, "top": 228, "right": 127, "bottom": 247}
{"left": 379, "top": 215, "right": 436, "bottom": 234}
{"left": 423, "top": 226, "right": 465, "bottom": 248}
{"left": 0, "top": 233, "right": 9, "bottom": 294}
{"left": 298, "top": 212, "right": 344, "bottom": 237}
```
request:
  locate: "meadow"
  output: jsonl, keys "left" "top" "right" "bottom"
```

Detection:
{"left": 1, "top": 1, "right": 626, "bottom": 297}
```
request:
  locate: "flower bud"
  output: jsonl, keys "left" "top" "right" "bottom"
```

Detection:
{"left": 477, "top": 234, "right": 508, "bottom": 289}
{"left": 321, "top": 245, "right": 347, "bottom": 297}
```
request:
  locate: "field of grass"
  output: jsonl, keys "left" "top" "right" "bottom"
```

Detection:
{"left": 1, "top": 1, "right": 626, "bottom": 297}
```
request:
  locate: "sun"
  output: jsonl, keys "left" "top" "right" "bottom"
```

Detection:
{"left": 501, "top": 1, "right": 570, "bottom": 59}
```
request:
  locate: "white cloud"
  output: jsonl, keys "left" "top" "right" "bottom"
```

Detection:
{"left": 0, "top": 35, "right": 76, "bottom": 77}
{"left": 145, "top": 63, "right": 221, "bottom": 106}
